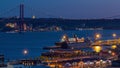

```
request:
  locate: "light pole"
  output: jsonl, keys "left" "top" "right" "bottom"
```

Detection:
{"left": 23, "top": 49, "right": 29, "bottom": 68}
{"left": 23, "top": 49, "right": 28, "bottom": 61}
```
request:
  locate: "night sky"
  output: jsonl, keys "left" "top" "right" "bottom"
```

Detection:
{"left": 0, "top": 0, "right": 120, "bottom": 19}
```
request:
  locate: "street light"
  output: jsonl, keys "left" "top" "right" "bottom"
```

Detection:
{"left": 95, "top": 33, "right": 101, "bottom": 41}
{"left": 112, "top": 33, "right": 117, "bottom": 38}
{"left": 23, "top": 49, "right": 29, "bottom": 67}
{"left": 23, "top": 49, "right": 28, "bottom": 55}
{"left": 23, "top": 49, "right": 29, "bottom": 59}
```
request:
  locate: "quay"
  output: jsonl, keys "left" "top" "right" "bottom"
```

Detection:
{"left": 0, "top": 54, "right": 41, "bottom": 68}
{"left": 40, "top": 34, "right": 120, "bottom": 68}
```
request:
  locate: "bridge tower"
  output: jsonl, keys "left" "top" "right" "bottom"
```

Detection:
{"left": 19, "top": 3, "right": 27, "bottom": 31}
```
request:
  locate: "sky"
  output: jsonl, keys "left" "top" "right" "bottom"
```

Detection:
{"left": 0, "top": 0, "right": 120, "bottom": 19}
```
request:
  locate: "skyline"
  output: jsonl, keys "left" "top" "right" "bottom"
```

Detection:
{"left": 0, "top": 0, "right": 120, "bottom": 19}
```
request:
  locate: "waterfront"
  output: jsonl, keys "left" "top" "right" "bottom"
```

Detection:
{"left": 0, "top": 30, "right": 120, "bottom": 68}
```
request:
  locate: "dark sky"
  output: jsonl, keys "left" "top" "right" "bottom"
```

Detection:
{"left": 0, "top": 0, "right": 120, "bottom": 19}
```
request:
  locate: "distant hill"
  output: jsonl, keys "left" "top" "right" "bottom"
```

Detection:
{"left": 0, "top": 18, "right": 120, "bottom": 31}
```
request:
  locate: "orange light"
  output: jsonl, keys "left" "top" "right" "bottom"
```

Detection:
{"left": 111, "top": 45, "right": 117, "bottom": 49}
{"left": 112, "top": 52, "right": 115, "bottom": 56}
{"left": 63, "top": 35, "right": 66, "bottom": 39}
{"left": 95, "top": 33, "right": 101, "bottom": 39}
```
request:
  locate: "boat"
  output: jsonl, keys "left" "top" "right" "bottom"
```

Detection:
{"left": 40, "top": 34, "right": 119, "bottom": 68}
{"left": 43, "top": 34, "right": 92, "bottom": 50}
{"left": 55, "top": 34, "right": 92, "bottom": 49}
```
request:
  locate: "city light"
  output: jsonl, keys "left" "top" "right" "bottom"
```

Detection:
{"left": 6, "top": 23, "right": 16, "bottom": 28}
{"left": 112, "top": 33, "right": 117, "bottom": 38}
{"left": 63, "top": 35, "right": 67, "bottom": 39}
{"left": 111, "top": 45, "right": 117, "bottom": 49}
{"left": 93, "top": 46, "right": 102, "bottom": 53}
{"left": 32, "top": 15, "right": 36, "bottom": 19}
{"left": 108, "top": 50, "right": 112, "bottom": 54}
{"left": 23, "top": 49, "right": 28, "bottom": 55}
{"left": 95, "top": 33, "right": 101, "bottom": 40}
{"left": 111, "top": 52, "right": 115, "bottom": 56}
{"left": 61, "top": 34, "right": 68, "bottom": 42}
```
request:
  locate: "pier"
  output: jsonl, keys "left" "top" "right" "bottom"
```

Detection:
{"left": 39, "top": 34, "right": 120, "bottom": 68}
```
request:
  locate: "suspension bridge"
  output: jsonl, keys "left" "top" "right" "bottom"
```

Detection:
{"left": 0, "top": 3, "right": 120, "bottom": 32}
{"left": 0, "top": 3, "right": 60, "bottom": 32}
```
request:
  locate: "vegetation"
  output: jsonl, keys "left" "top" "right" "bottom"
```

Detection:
{"left": 1, "top": 18, "right": 120, "bottom": 31}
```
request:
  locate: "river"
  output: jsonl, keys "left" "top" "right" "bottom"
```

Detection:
{"left": 0, "top": 30, "right": 120, "bottom": 68}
